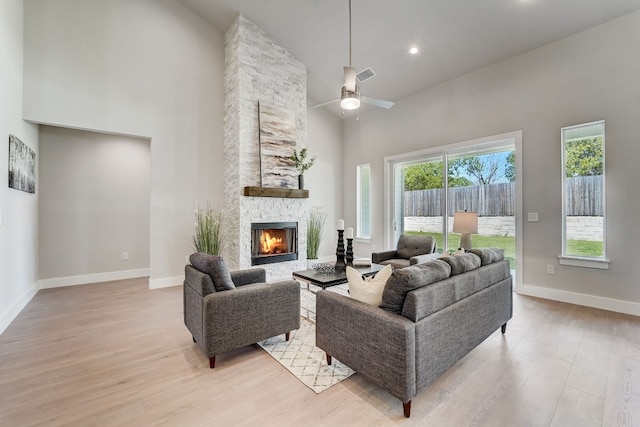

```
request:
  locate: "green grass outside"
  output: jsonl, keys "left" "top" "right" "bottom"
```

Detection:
{"left": 405, "top": 231, "right": 604, "bottom": 269}
{"left": 566, "top": 240, "right": 603, "bottom": 257}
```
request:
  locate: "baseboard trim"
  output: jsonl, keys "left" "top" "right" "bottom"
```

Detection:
{"left": 39, "top": 268, "right": 150, "bottom": 289}
{"left": 519, "top": 283, "right": 640, "bottom": 317}
{"left": 0, "top": 282, "right": 39, "bottom": 335}
{"left": 149, "top": 275, "right": 183, "bottom": 289}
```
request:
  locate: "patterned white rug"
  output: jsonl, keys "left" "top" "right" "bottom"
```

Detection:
{"left": 257, "top": 285, "right": 355, "bottom": 393}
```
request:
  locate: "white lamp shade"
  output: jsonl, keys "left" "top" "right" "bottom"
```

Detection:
{"left": 453, "top": 211, "right": 478, "bottom": 234}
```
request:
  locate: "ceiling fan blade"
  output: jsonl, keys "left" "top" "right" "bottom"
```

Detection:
{"left": 308, "top": 98, "right": 340, "bottom": 109}
{"left": 361, "top": 96, "right": 394, "bottom": 109}
{"left": 344, "top": 66, "right": 357, "bottom": 92}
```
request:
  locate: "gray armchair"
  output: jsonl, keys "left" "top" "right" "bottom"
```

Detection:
{"left": 184, "top": 253, "right": 300, "bottom": 368}
{"left": 371, "top": 234, "right": 437, "bottom": 269}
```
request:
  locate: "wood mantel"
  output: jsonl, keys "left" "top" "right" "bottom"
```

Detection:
{"left": 243, "top": 186, "right": 309, "bottom": 199}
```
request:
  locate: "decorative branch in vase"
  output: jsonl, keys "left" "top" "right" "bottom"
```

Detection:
{"left": 289, "top": 147, "right": 316, "bottom": 190}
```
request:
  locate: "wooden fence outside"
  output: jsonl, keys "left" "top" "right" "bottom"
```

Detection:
{"left": 404, "top": 176, "right": 602, "bottom": 217}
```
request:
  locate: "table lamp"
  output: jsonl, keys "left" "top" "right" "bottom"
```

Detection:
{"left": 453, "top": 211, "right": 478, "bottom": 250}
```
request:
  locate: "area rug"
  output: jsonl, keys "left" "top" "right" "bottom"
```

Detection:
{"left": 258, "top": 305, "right": 354, "bottom": 393}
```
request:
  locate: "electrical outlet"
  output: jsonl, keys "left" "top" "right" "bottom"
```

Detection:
{"left": 122, "top": 252, "right": 129, "bottom": 260}
{"left": 528, "top": 212, "right": 539, "bottom": 222}
{"left": 547, "top": 264, "right": 555, "bottom": 274}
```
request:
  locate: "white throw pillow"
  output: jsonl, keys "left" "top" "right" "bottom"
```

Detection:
{"left": 346, "top": 265, "right": 393, "bottom": 306}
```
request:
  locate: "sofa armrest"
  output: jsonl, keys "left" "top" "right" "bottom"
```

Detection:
{"left": 316, "top": 291, "right": 416, "bottom": 402}
{"left": 230, "top": 268, "right": 266, "bottom": 286}
{"left": 372, "top": 250, "right": 398, "bottom": 264}
{"left": 203, "top": 280, "right": 300, "bottom": 355}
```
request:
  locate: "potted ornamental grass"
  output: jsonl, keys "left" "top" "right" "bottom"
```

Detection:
{"left": 192, "top": 205, "right": 224, "bottom": 256}
{"left": 306, "top": 206, "right": 327, "bottom": 268}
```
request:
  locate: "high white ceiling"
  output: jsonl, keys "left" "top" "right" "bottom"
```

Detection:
{"left": 180, "top": 0, "right": 640, "bottom": 116}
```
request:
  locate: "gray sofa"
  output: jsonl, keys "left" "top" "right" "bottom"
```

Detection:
{"left": 316, "top": 249, "right": 512, "bottom": 417}
{"left": 371, "top": 234, "right": 437, "bottom": 269}
{"left": 184, "top": 253, "right": 300, "bottom": 368}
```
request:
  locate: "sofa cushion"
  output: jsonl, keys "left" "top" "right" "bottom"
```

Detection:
{"left": 402, "top": 259, "right": 511, "bottom": 322}
{"left": 189, "top": 252, "right": 236, "bottom": 292}
{"left": 439, "top": 253, "right": 481, "bottom": 276}
{"left": 380, "top": 260, "right": 451, "bottom": 314}
{"left": 468, "top": 248, "right": 504, "bottom": 266}
{"left": 396, "top": 234, "right": 436, "bottom": 259}
{"left": 347, "top": 265, "right": 392, "bottom": 306}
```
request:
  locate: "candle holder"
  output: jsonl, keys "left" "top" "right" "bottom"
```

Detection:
{"left": 335, "top": 229, "right": 346, "bottom": 270}
{"left": 346, "top": 238, "right": 354, "bottom": 266}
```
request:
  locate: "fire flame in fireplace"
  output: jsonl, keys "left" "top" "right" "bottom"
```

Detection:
{"left": 261, "top": 231, "right": 283, "bottom": 254}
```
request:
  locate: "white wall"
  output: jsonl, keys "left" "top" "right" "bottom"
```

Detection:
{"left": 0, "top": 0, "right": 40, "bottom": 334}
{"left": 307, "top": 108, "right": 344, "bottom": 260}
{"left": 23, "top": 0, "right": 226, "bottom": 288}
{"left": 38, "top": 126, "right": 150, "bottom": 286}
{"left": 343, "top": 11, "right": 640, "bottom": 313}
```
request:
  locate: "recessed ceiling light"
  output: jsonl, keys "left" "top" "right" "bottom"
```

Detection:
{"left": 409, "top": 46, "right": 419, "bottom": 55}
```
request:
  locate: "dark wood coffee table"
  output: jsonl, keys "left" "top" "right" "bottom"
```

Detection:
{"left": 292, "top": 263, "right": 384, "bottom": 290}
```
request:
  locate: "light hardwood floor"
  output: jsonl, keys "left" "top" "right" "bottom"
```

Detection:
{"left": 1, "top": 278, "right": 639, "bottom": 426}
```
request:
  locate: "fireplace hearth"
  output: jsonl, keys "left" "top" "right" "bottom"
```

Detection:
{"left": 251, "top": 222, "right": 298, "bottom": 265}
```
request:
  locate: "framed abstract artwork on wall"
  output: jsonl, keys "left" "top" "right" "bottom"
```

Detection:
{"left": 258, "top": 103, "right": 298, "bottom": 189}
{"left": 8, "top": 134, "right": 36, "bottom": 194}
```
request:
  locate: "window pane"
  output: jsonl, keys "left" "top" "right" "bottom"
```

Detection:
{"left": 562, "top": 121, "right": 605, "bottom": 258}
{"left": 400, "top": 159, "right": 445, "bottom": 252}
{"left": 447, "top": 149, "right": 516, "bottom": 266}
{"left": 357, "top": 164, "right": 371, "bottom": 239}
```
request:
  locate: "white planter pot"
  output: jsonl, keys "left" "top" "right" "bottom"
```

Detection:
{"left": 307, "top": 259, "right": 319, "bottom": 269}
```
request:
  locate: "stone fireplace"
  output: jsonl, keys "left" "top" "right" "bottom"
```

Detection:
{"left": 222, "top": 15, "right": 308, "bottom": 280}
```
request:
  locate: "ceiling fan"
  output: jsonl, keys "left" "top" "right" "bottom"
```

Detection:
{"left": 309, "top": 0, "right": 394, "bottom": 111}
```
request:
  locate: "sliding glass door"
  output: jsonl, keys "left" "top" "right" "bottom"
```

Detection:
{"left": 391, "top": 138, "right": 516, "bottom": 270}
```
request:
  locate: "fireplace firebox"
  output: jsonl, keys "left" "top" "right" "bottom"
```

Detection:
{"left": 251, "top": 222, "right": 298, "bottom": 265}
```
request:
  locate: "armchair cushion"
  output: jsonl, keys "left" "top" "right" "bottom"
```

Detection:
{"left": 396, "top": 235, "right": 436, "bottom": 259}
{"left": 231, "top": 268, "right": 266, "bottom": 286}
{"left": 189, "top": 252, "right": 236, "bottom": 292}
{"left": 379, "top": 259, "right": 411, "bottom": 269}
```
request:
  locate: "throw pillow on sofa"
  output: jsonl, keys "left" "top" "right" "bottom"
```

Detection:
{"left": 189, "top": 252, "right": 236, "bottom": 292}
{"left": 380, "top": 260, "right": 451, "bottom": 314}
{"left": 347, "top": 265, "right": 392, "bottom": 306}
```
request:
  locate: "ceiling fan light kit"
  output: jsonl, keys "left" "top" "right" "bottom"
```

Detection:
{"left": 308, "top": 0, "right": 394, "bottom": 112}
{"left": 340, "top": 87, "right": 360, "bottom": 110}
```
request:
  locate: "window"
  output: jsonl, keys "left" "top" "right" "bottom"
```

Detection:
{"left": 357, "top": 164, "right": 371, "bottom": 239}
{"left": 560, "top": 120, "right": 608, "bottom": 269}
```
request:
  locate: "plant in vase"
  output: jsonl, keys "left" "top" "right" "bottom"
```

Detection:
{"left": 289, "top": 147, "right": 316, "bottom": 190}
{"left": 306, "top": 206, "right": 327, "bottom": 268}
{"left": 192, "top": 205, "right": 224, "bottom": 256}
